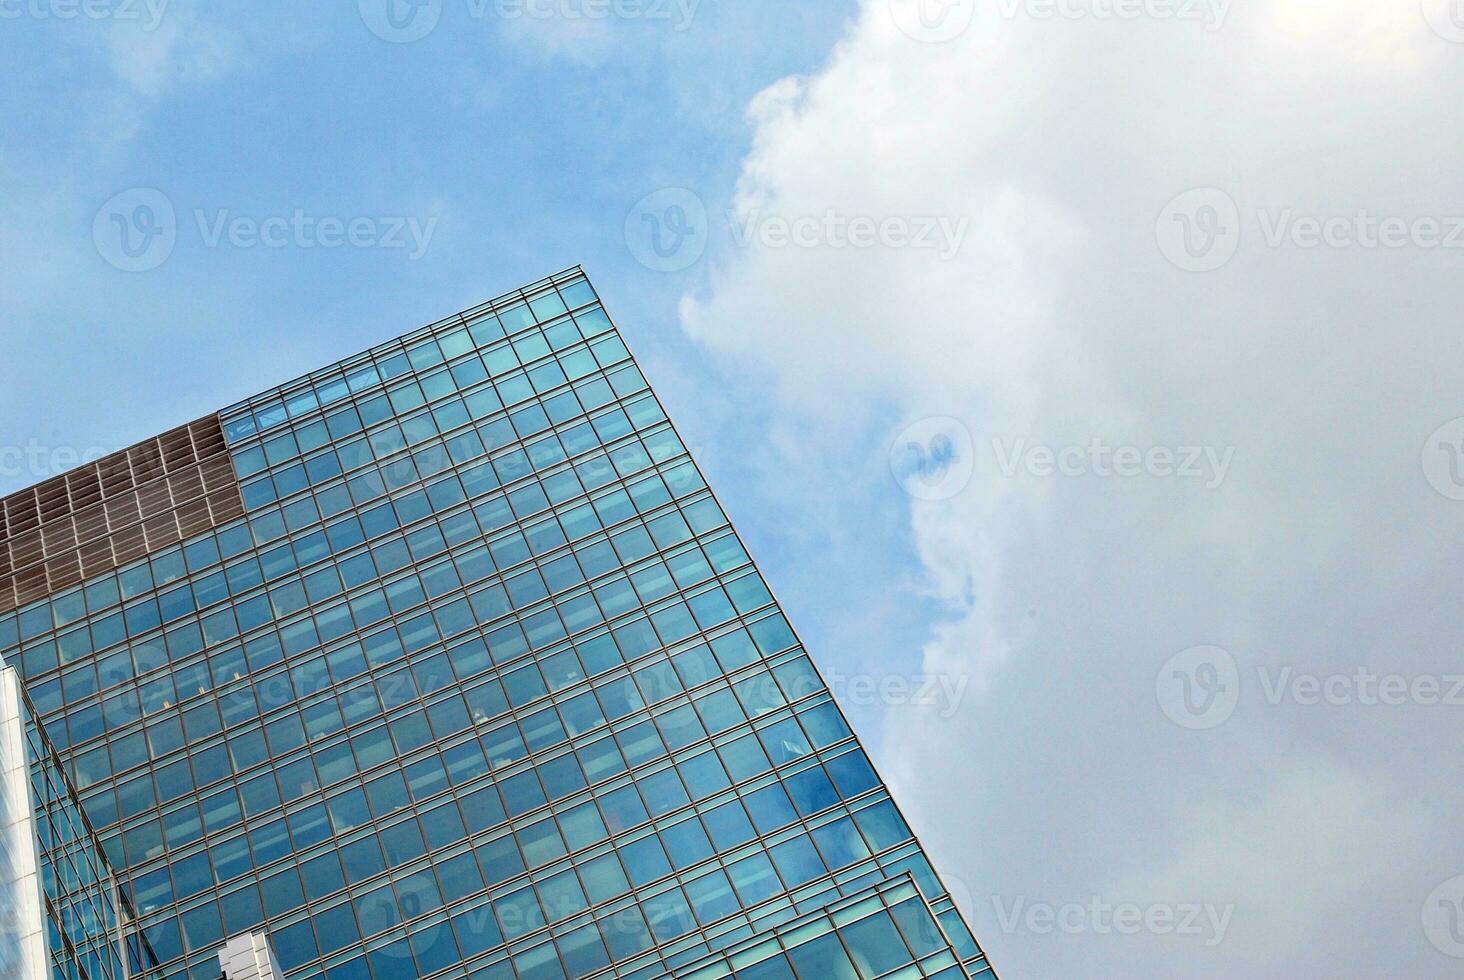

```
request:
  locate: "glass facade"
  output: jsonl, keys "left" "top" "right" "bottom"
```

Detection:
{"left": 675, "top": 873, "right": 968, "bottom": 980}
{"left": 0, "top": 663, "right": 135, "bottom": 980}
{"left": 0, "top": 268, "right": 996, "bottom": 980}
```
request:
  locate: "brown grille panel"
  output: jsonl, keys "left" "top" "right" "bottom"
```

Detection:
{"left": 79, "top": 540, "right": 112, "bottom": 578}
{"left": 208, "top": 490, "right": 246, "bottom": 525}
{"left": 0, "top": 415, "right": 244, "bottom": 616}
{"left": 105, "top": 495, "right": 141, "bottom": 528}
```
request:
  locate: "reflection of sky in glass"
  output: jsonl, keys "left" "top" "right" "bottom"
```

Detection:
{"left": 0, "top": 274, "right": 993, "bottom": 979}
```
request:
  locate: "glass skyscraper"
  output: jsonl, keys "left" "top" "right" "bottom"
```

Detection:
{"left": 0, "top": 268, "right": 997, "bottom": 980}
{"left": 1, "top": 664, "right": 131, "bottom": 980}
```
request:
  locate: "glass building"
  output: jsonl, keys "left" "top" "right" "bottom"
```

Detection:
{"left": 1, "top": 664, "right": 134, "bottom": 980}
{"left": 0, "top": 268, "right": 998, "bottom": 980}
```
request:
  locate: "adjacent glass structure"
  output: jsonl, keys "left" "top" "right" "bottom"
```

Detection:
{"left": 0, "top": 663, "right": 134, "bottom": 980}
{"left": 675, "top": 873, "right": 969, "bottom": 980}
{"left": 0, "top": 268, "right": 997, "bottom": 980}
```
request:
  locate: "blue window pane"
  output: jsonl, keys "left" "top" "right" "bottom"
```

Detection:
{"left": 14, "top": 274, "right": 986, "bottom": 980}
{"left": 840, "top": 909, "right": 912, "bottom": 975}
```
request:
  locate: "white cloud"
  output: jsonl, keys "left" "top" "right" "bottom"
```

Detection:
{"left": 55, "top": 7, "right": 245, "bottom": 99}
{"left": 500, "top": 12, "right": 621, "bottom": 62}
{"left": 105, "top": 15, "right": 240, "bottom": 96}
{"left": 681, "top": 0, "right": 1464, "bottom": 975}
{"left": 1108, "top": 759, "right": 1427, "bottom": 972}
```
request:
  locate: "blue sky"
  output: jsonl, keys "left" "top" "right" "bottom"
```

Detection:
{"left": 0, "top": 0, "right": 928, "bottom": 795}
{"left": 9, "top": 3, "right": 1464, "bottom": 976}
{"left": 2, "top": 3, "right": 958, "bottom": 954}
{"left": 1, "top": 2, "right": 995, "bottom": 966}
{"left": 0, "top": 2, "right": 849, "bottom": 450}
{"left": 0, "top": 0, "right": 956, "bottom": 947}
